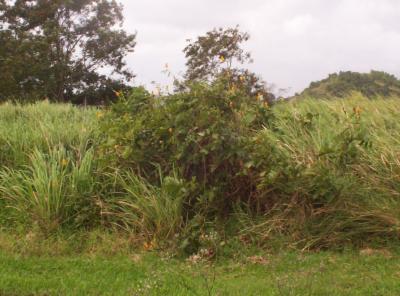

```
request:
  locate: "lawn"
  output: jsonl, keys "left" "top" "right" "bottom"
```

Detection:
{"left": 1, "top": 249, "right": 399, "bottom": 295}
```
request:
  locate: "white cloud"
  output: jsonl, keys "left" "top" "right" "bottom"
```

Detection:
{"left": 120, "top": 0, "right": 400, "bottom": 95}
{"left": 283, "top": 14, "right": 315, "bottom": 35}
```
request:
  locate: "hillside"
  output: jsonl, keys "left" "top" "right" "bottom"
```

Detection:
{"left": 299, "top": 71, "right": 400, "bottom": 99}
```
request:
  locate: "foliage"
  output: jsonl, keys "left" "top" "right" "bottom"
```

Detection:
{"left": 105, "top": 169, "right": 193, "bottom": 244}
{"left": 0, "top": 146, "right": 97, "bottom": 233}
{"left": 240, "top": 97, "right": 400, "bottom": 248}
{"left": 2, "top": 95, "right": 400, "bottom": 250}
{"left": 99, "top": 82, "right": 271, "bottom": 216}
{"left": 0, "top": 0, "right": 136, "bottom": 103}
{"left": 0, "top": 101, "right": 97, "bottom": 168}
{"left": 0, "top": 101, "right": 99, "bottom": 232}
{"left": 300, "top": 71, "right": 400, "bottom": 99}
{"left": 181, "top": 26, "right": 275, "bottom": 104}
{"left": 99, "top": 88, "right": 400, "bottom": 249}
{"left": 183, "top": 26, "right": 251, "bottom": 82}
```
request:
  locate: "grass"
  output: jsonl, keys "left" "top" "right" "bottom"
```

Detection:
{"left": 2, "top": 96, "right": 400, "bottom": 294}
{"left": 1, "top": 248, "right": 399, "bottom": 295}
{"left": 0, "top": 101, "right": 97, "bottom": 168}
{"left": 0, "top": 147, "right": 96, "bottom": 232}
{"left": 244, "top": 94, "right": 400, "bottom": 248}
{"left": 0, "top": 101, "right": 99, "bottom": 231}
{"left": 107, "top": 169, "right": 188, "bottom": 242}
{"left": 2, "top": 97, "right": 400, "bottom": 243}
{"left": 0, "top": 231, "right": 398, "bottom": 296}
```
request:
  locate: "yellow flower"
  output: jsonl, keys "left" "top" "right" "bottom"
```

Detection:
{"left": 353, "top": 106, "right": 362, "bottom": 116}
{"left": 113, "top": 90, "right": 122, "bottom": 97}
{"left": 219, "top": 55, "right": 225, "bottom": 62}
{"left": 143, "top": 241, "right": 154, "bottom": 251}
{"left": 61, "top": 159, "right": 68, "bottom": 167}
{"left": 239, "top": 75, "right": 245, "bottom": 82}
{"left": 96, "top": 111, "right": 104, "bottom": 118}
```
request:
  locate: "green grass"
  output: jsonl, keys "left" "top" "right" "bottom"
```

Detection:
{"left": 0, "top": 101, "right": 97, "bottom": 168}
{"left": 2, "top": 97, "right": 400, "bottom": 246}
{"left": 0, "top": 101, "right": 99, "bottom": 231}
{"left": 243, "top": 94, "right": 400, "bottom": 248}
{"left": 0, "top": 249, "right": 399, "bottom": 295}
{"left": 0, "top": 147, "right": 96, "bottom": 232}
{"left": 107, "top": 169, "right": 187, "bottom": 242}
{"left": 1, "top": 98, "right": 400, "bottom": 295}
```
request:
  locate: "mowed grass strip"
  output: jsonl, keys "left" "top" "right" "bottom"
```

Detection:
{"left": 0, "top": 250, "right": 399, "bottom": 295}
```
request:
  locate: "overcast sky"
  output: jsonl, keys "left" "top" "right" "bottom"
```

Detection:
{"left": 120, "top": 0, "right": 400, "bottom": 95}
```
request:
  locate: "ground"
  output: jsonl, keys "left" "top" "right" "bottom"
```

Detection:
{"left": 1, "top": 249, "right": 399, "bottom": 295}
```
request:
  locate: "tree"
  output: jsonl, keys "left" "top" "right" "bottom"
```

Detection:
{"left": 182, "top": 26, "right": 275, "bottom": 103}
{"left": 183, "top": 26, "right": 251, "bottom": 82}
{"left": 300, "top": 71, "right": 400, "bottom": 99}
{"left": 0, "top": 0, "right": 136, "bottom": 103}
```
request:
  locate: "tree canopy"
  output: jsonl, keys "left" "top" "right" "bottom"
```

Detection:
{"left": 0, "top": 0, "right": 136, "bottom": 103}
{"left": 181, "top": 26, "right": 275, "bottom": 104}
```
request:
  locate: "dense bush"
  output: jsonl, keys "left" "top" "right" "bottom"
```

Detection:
{"left": 99, "top": 80, "right": 271, "bottom": 216}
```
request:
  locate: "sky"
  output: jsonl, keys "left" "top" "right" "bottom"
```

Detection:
{"left": 120, "top": 0, "right": 400, "bottom": 96}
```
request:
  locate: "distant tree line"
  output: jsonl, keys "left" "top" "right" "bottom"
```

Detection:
{"left": 301, "top": 71, "right": 400, "bottom": 99}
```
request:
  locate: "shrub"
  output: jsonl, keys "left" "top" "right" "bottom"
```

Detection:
{"left": 99, "top": 82, "right": 271, "bottom": 216}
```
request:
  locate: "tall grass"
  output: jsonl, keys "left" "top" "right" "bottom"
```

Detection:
{"left": 242, "top": 94, "right": 400, "bottom": 248}
{"left": 0, "top": 147, "right": 96, "bottom": 233}
{"left": 0, "top": 101, "right": 97, "bottom": 167}
{"left": 1, "top": 95, "right": 400, "bottom": 249}
{"left": 0, "top": 101, "right": 99, "bottom": 233}
{"left": 106, "top": 169, "right": 188, "bottom": 244}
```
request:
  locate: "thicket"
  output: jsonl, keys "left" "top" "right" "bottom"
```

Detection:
{"left": 1, "top": 91, "right": 400, "bottom": 254}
